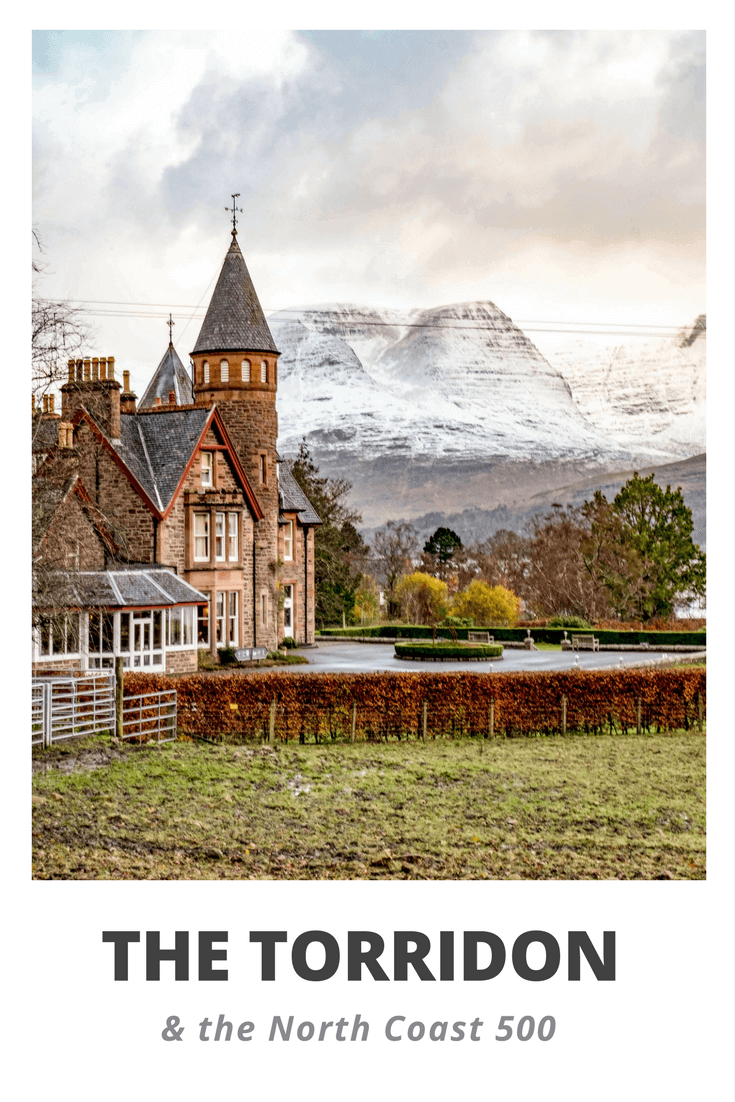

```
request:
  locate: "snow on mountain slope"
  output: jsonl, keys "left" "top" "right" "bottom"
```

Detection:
{"left": 270, "top": 302, "right": 668, "bottom": 465}
{"left": 549, "top": 319, "right": 705, "bottom": 456}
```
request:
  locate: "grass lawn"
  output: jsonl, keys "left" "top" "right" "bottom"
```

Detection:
{"left": 32, "top": 733, "right": 705, "bottom": 881}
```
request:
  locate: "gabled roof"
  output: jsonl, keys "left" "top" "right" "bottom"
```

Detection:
{"left": 278, "top": 462, "right": 321, "bottom": 526}
{"left": 32, "top": 473, "right": 118, "bottom": 558}
{"left": 139, "top": 343, "right": 194, "bottom": 408}
{"left": 33, "top": 568, "right": 207, "bottom": 610}
{"left": 116, "top": 406, "right": 211, "bottom": 512}
{"left": 192, "top": 233, "right": 279, "bottom": 355}
{"left": 72, "top": 404, "right": 264, "bottom": 522}
{"left": 32, "top": 417, "right": 60, "bottom": 453}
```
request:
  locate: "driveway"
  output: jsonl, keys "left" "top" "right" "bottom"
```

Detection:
{"left": 294, "top": 641, "right": 675, "bottom": 674}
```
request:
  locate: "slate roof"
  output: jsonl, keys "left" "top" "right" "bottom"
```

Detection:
{"left": 32, "top": 477, "right": 67, "bottom": 553}
{"left": 34, "top": 568, "right": 208, "bottom": 609}
{"left": 139, "top": 344, "right": 194, "bottom": 408}
{"left": 32, "top": 418, "right": 60, "bottom": 453}
{"left": 192, "top": 234, "right": 279, "bottom": 355}
{"left": 116, "top": 407, "right": 210, "bottom": 512}
{"left": 278, "top": 462, "right": 321, "bottom": 526}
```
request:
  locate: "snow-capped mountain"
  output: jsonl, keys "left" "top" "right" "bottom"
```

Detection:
{"left": 269, "top": 303, "right": 705, "bottom": 529}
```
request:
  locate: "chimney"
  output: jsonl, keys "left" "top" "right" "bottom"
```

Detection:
{"left": 169, "top": 390, "right": 176, "bottom": 405}
{"left": 155, "top": 396, "right": 162, "bottom": 406}
{"left": 120, "top": 370, "right": 137, "bottom": 415}
{"left": 60, "top": 351, "right": 122, "bottom": 440}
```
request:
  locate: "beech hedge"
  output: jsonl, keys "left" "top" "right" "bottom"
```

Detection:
{"left": 319, "top": 625, "right": 706, "bottom": 646}
{"left": 124, "top": 667, "right": 705, "bottom": 741}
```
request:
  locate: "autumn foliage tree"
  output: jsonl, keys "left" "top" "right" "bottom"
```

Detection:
{"left": 395, "top": 572, "right": 449, "bottom": 626}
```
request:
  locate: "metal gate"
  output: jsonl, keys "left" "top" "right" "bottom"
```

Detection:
{"left": 31, "top": 672, "right": 116, "bottom": 747}
{"left": 122, "top": 689, "right": 177, "bottom": 743}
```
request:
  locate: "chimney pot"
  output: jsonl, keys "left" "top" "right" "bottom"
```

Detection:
{"left": 169, "top": 390, "right": 176, "bottom": 404}
{"left": 99, "top": 357, "right": 107, "bottom": 380}
{"left": 49, "top": 394, "right": 55, "bottom": 414}
{"left": 92, "top": 357, "right": 99, "bottom": 381}
{"left": 76, "top": 359, "right": 83, "bottom": 382}
{"left": 83, "top": 357, "right": 91, "bottom": 381}
{"left": 123, "top": 370, "right": 130, "bottom": 391}
{"left": 43, "top": 394, "right": 48, "bottom": 414}
{"left": 155, "top": 396, "right": 162, "bottom": 406}
{"left": 67, "top": 359, "right": 75, "bottom": 383}
{"left": 107, "top": 356, "right": 115, "bottom": 380}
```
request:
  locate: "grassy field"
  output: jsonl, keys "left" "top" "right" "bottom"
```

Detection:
{"left": 32, "top": 731, "right": 705, "bottom": 881}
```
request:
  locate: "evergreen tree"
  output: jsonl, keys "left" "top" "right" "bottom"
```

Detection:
{"left": 581, "top": 473, "right": 706, "bottom": 621}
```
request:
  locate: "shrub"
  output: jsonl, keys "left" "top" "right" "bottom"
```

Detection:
{"left": 395, "top": 642, "right": 503, "bottom": 661}
{"left": 548, "top": 615, "right": 593, "bottom": 629}
{"left": 279, "top": 636, "right": 298, "bottom": 649}
{"left": 452, "top": 580, "right": 520, "bottom": 626}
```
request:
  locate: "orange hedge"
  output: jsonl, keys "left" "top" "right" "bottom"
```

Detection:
{"left": 124, "top": 668, "right": 705, "bottom": 741}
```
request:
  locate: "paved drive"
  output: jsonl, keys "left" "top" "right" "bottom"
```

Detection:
{"left": 294, "top": 641, "right": 674, "bottom": 674}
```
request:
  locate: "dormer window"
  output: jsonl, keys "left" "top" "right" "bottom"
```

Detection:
{"left": 260, "top": 360, "right": 267, "bottom": 383}
{"left": 220, "top": 358, "right": 229, "bottom": 383}
{"left": 242, "top": 359, "right": 251, "bottom": 382}
{"left": 203, "top": 360, "right": 210, "bottom": 384}
{"left": 201, "top": 452, "right": 213, "bottom": 488}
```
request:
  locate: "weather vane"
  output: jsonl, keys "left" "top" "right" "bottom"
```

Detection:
{"left": 167, "top": 313, "right": 175, "bottom": 344}
{"left": 225, "top": 193, "right": 243, "bottom": 235}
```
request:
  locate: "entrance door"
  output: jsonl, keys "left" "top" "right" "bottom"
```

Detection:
{"left": 283, "top": 585, "right": 294, "bottom": 638}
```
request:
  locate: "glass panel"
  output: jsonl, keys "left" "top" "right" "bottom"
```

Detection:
{"left": 38, "top": 616, "right": 51, "bottom": 656}
{"left": 201, "top": 453, "right": 213, "bottom": 487}
{"left": 194, "top": 513, "right": 209, "bottom": 559}
{"left": 198, "top": 600, "right": 209, "bottom": 645}
{"left": 89, "top": 613, "right": 100, "bottom": 653}
{"left": 215, "top": 513, "right": 225, "bottom": 560}
{"left": 229, "top": 591, "right": 238, "bottom": 646}
{"left": 102, "top": 613, "right": 114, "bottom": 653}
{"left": 153, "top": 610, "right": 162, "bottom": 649}
{"left": 216, "top": 592, "right": 225, "bottom": 644}
{"left": 183, "top": 607, "right": 193, "bottom": 646}
{"left": 52, "top": 616, "right": 65, "bottom": 655}
{"left": 228, "top": 513, "right": 238, "bottom": 560}
{"left": 120, "top": 612, "right": 130, "bottom": 653}
{"left": 284, "top": 521, "right": 293, "bottom": 560}
{"left": 168, "top": 608, "right": 181, "bottom": 646}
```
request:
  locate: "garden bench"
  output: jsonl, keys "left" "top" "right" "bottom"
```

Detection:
{"left": 571, "top": 634, "right": 599, "bottom": 651}
{"left": 468, "top": 631, "right": 494, "bottom": 643}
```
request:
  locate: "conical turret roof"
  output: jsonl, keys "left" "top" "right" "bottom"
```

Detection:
{"left": 139, "top": 343, "right": 194, "bottom": 408}
{"left": 192, "top": 234, "right": 278, "bottom": 355}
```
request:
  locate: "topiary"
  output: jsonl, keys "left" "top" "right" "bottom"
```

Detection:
{"left": 548, "top": 615, "right": 593, "bottom": 629}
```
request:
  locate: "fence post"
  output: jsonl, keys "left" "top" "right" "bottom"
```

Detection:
{"left": 269, "top": 698, "right": 276, "bottom": 745}
{"left": 696, "top": 692, "right": 703, "bottom": 733}
{"left": 561, "top": 694, "right": 567, "bottom": 736}
{"left": 422, "top": 700, "right": 427, "bottom": 740}
{"left": 489, "top": 699, "right": 495, "bottom": 739}
{"left": 351, "top": 701, "right": 357, "bottom": 743}
{"left": 43, "top": 682, "right": 52, "bottom": 748}
{"left": 635, "top": 696, "right": 642, "bottom": 736}
{"left": 115, "top": 657, "right": 124, "bottom": 740}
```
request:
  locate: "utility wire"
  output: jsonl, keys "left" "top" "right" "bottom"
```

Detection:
{"left": 38, "top": 298, "right": 703, "bottom": 339}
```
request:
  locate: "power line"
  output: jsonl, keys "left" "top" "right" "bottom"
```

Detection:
{"left": 39, "top": 300, "right": 703, "bottom": 339}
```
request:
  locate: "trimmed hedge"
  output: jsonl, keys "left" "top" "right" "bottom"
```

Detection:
{"left": 124, "top": 667, "right": 705, "bottom": 741}
{"left": 395, "top": 642, "right": 503, "bottom": 660}
{"left": 319, "top": 624, "right": 706, "bottom": 647}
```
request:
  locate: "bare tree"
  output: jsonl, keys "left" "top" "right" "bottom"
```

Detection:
{"left": 32, "top": 230, "right": 93, "bottom": 400}
{"left": 371, "top": 520, "right": 419, "bottom": 617}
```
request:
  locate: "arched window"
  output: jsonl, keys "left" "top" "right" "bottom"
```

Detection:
{"left": 242, "top": 359, "right": 251, "bottom": 382}
{"left": 260, "top": 360, "right": 267, "bottom": 383}
{"left": 203, "top": 360, "right": 210, "bottom": 384}
{"left": 220, "top": 359, "right": 229, "bottom": 383}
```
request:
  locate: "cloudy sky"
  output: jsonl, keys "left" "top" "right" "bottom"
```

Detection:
{"left": 33, "top": 29, "right": 706, "bottom": 395}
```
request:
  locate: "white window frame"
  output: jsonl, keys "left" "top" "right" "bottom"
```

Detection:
{"left": 194, "top": 513, "right": 210, "bottom": 561}
{"left": 228, "top": 591, "right": 238, "bottom": 646}
{"left": 167, "top": 606, "right": 194, "bottom": 648}
{"left": 203, "top": 360, "right": 210, "bottom": 384}
{"left": 216, "top": 591, "right": 225, "bottom": 646}
{"left": 220, "top": 358, "right": 229, "bottom": 382}
{"left": 283, "top": 520, "right": 293, "bottom": 561}
{"left": 260, "top": 360, "right": 267, "bottom": 383}
{"left": 228, "top": 512, "right": 239, "bottom": 561}
{"left": 242, "top": 359, "right": 251, "bottom": 382}
{"left": 201, "top": 451, "right": 213, "bottom": 488}
{"left": 215, "top": 512, "right": 226, "bottom": 561}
